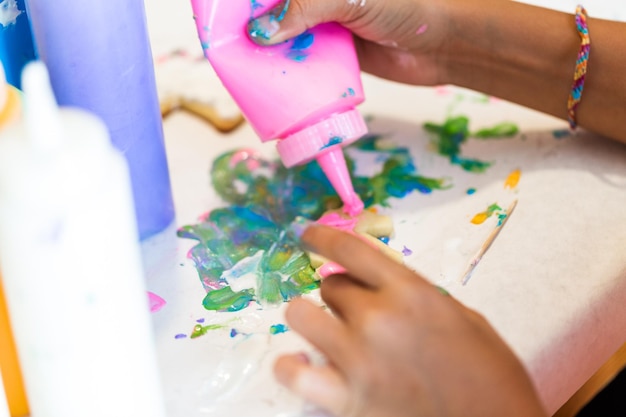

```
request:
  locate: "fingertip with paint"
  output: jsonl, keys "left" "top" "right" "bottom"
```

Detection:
{"left": 248, "top": 14, "right": 281, "bottom": 43}
{"left": 248, "top": 0, "right": 292, "bottom": 44}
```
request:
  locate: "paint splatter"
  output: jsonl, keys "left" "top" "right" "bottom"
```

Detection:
{"left": 466, "top": 188, "right": 476, "bottom": 195}
{"left": 423, "top": 116, "right": 518, "bottom": 172}
{"left": 504, "top": 169, "right": 521, "bottom": 189}
{"left": 320, "top": 136, "right": 343, "bottom": 151}
{"left": 402, "top": 246, "right": 413, "bottom": 256}
{"left": 178, "top": 135, "right": 448, "bottom": 312}
{"left": 341, "top": 87, "right": 356, "bottom": 98}
{"left": 552, "top": 129, "right": 570, "bottom": 139}
{"left": 423, "top": 116, "right": 492, "bottom": 172}
{"left": 378, "top": 236, "right": 390, "bottom": 244}
{"left": 174, "top": 334, "right": 187, "bottom": 340}
{"left": 190, "top": 323, "right": 228, "bottom": 339}
{"left": 147, "top": 291, "right": 166, "bottom": 313}
{"left": 470, "top": 203, "right": 508, "bottom": 226}
{"left": 269, "top": 324, "right": 289, "bottom": 335}
{"left": 287, "top": 31, "right": 315, "bottom": 61}
{"left": 353, "top": 134, "right": 451, "bottom": 203}
{"left": 473, "top": 122, "right": 519, "bottom": 138}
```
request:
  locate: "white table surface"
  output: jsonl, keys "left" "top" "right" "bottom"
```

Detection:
{"left": 142, "top": 1, "right": 626, "bottom": 416}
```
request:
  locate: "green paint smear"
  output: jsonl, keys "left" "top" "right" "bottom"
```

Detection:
{"left": 424, "top": 116, "right": 518, "bottom": 172}
{"left": 473, "top": 122, "right": 519, "bottom": 138}
{"left": 178, "top": 135, "right": 448, "bottom": 312}
{"left": 485, "top": 203, "right": 503, "bottom": 216}
{"left": 201, "top": 287, "right": 255, "bottom": 312}
{"left": 190, "top": 323, "right": 228, "bottom": 339}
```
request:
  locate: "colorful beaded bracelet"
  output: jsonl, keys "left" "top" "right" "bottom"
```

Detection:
{"left": 567, "top": 5, "right": 590, "bottom": 129}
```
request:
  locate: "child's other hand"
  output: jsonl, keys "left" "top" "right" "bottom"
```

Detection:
{"left": 275, "top": 225, "right": 547, "bottom": 417}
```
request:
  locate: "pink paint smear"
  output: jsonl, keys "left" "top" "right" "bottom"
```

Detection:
{"left": 148, "top": 291, "right": 167, "bottom": 313}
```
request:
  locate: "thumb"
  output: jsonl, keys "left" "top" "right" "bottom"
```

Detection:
{"left": 247, "top": 0, "right": 358, "bottom": 45}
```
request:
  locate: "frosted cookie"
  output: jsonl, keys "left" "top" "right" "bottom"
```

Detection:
{"left": 307, "top": 208, "right": 403, "bottom": 278}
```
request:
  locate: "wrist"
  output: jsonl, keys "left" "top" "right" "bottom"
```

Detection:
{"left": 439, "top": 0, "right": 579, "bottom": 119}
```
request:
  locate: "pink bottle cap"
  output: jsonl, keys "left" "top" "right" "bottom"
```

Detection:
{"left": 275, "top": 108, "right": 367, "bottom": 167}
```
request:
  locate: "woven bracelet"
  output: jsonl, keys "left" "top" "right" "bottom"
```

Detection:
{"left": 567, "top": 5, "right": 590, "bottom": 129}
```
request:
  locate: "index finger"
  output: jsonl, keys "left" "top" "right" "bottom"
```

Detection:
{"left": 301, "top": 225, "right": 429, "bottom": 290}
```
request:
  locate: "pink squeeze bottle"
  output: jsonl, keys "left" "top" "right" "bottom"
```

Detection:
{"left": 191, "top": 0, "right": 367, "bottom": 216}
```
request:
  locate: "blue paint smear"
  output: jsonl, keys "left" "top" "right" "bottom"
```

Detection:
{"left": 230, "top": 328, "right": 239, "bottom": 338}
{"left": 287, "top": 31, "right": 315, "bottom": 61}
{"left": 378, "top": 236, "right": 390, "bottom": 245}
{"left": 292, "top": 32, "right": 314, "bottom": 50}
{"left": 466, "top": 188, "right": 476, "bottom": 195}
{"left": 174, "top": 334, "right": 187, "bottom": 339}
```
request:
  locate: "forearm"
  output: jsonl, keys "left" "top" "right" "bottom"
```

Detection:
{"left": 441, "top": 0, "right": 626, "bottom": 143}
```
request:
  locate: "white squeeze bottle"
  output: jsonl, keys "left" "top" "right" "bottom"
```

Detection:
{"left": 0, "top": 62, "right": 166, "bottom": 417}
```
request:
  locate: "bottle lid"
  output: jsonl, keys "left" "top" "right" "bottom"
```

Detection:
{"left": 275, "top": 108, "right": 367, "bottom": 167}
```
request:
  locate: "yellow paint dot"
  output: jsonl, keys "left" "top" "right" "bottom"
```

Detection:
{"left": 471, "top": 212, "right": 489, "bottom": 225}
{"left": 367, "top": 207, "right": 378, "bottom": 214}
{"left": 504, "top": 169, "right": 521, "bottom": 189}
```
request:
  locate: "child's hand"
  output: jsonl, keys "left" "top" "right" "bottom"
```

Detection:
{"left": 275, "top": 225, "right": 547, "bottom": 417}
{"left": 247, "top": 0, "right": 451, "bottom": 86}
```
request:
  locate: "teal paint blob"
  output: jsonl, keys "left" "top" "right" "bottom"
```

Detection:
{"left": 320, "top": 136, "right": 343, "bottom": 151}
{"left": 341, "top": 87, "right": 356, "bottom": 98}
{"left": 552, "top": 129, "right": 570, "bottom": 139}
{"left": 269, "top": 324, "right": 289, "bottom": 335}
{"left": 179, "top": 135, "right": 448, "bottom": 312}
{"left": 466, "top": 188, "right": 476, "bottom": 195}
{"left": 424, "top": 116, "right": 517, "bottom": 173}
